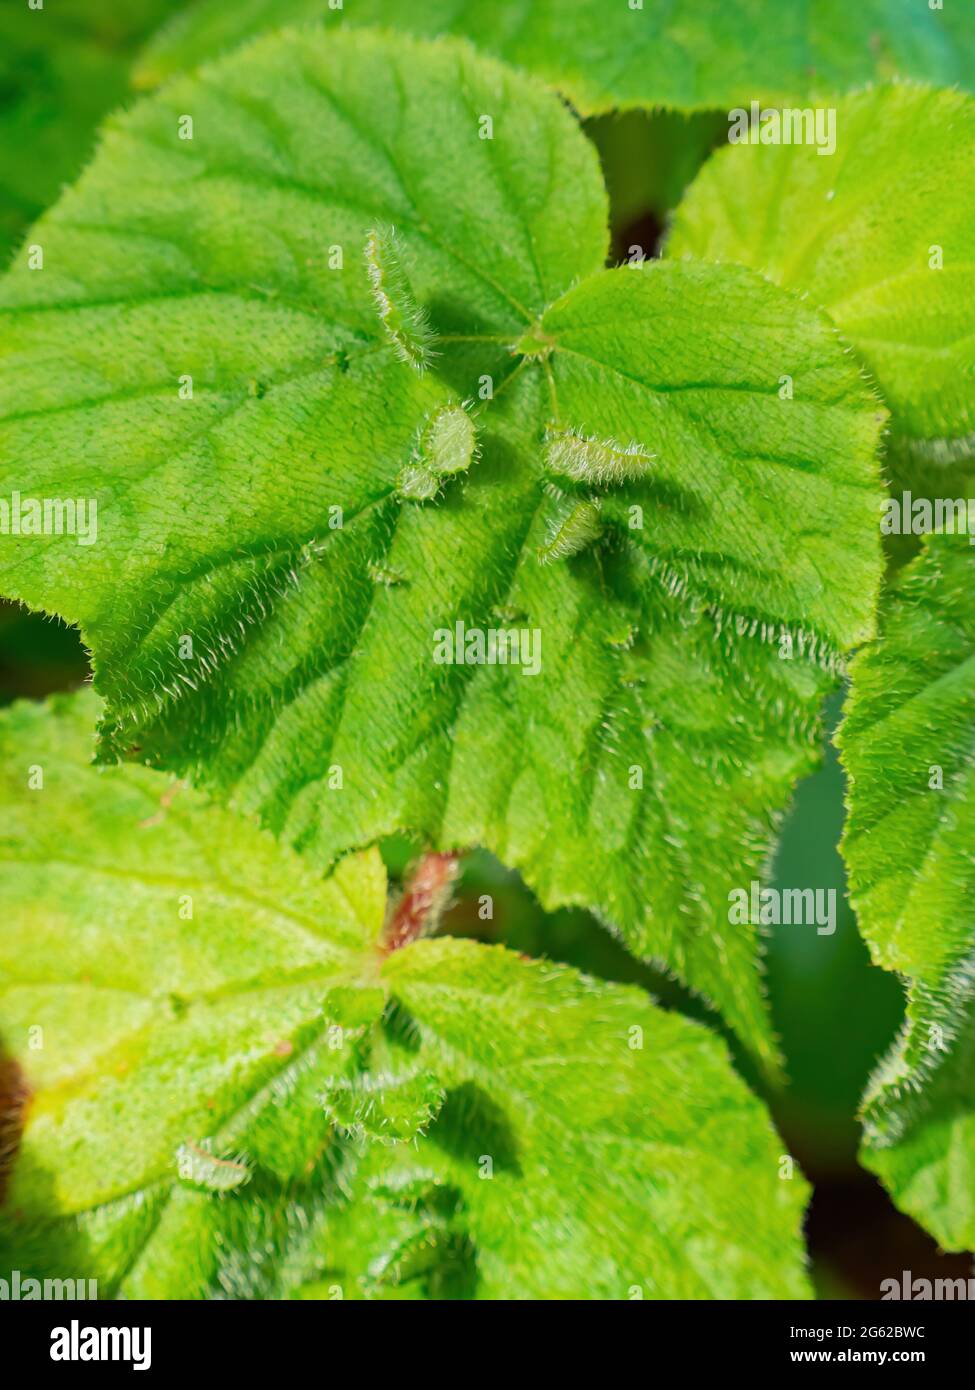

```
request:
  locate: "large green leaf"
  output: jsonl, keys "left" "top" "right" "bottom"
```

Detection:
{"left": 376, "top": 936, "right": 811, "bottom": 1299}
{"left": 838, "top": 539, "right": 975, "bottom": 1250}
{"left": 0, "top": 0, "right": 181, "bottom": 260}
{"left": 669, "top": 85, "right": 975, "bottom": 448}
{"left": 0, "top": 693, "right": 811, "bottom": 1299}
{"left": 0, "top": 30, "right": 886, "bottom": 1066}
{"left": 0, "top": 690, "right": 388, "bottom": 1297}
{"left": 134, "top": 0, "right": 975, "bottom": 115}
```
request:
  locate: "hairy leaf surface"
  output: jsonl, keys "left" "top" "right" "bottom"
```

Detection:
{"left": 0, "top": 691, "right": 387, "bottom": 1297}
{"left": 0, "top": 31, "right": 886, "bottom": 1065}
{"left": 135, "top": 0, "right": 975, "bottom": 115}
{"left": 838, "top": 540, "right": 975, "bottom": 1250}
{"left": 376, "top": 936, "right": 811, "bottom": 1299}
{"left": 0, "top": 693, "right": 811, "bottom": 1299}
{"left": 669, "top": 85, "right": 975, "bottom": 448}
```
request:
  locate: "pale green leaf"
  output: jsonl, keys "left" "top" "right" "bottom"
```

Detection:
{"left": 669, "top": 85, "right": 975, "bottom": 448}
{"left": 837, "top": 539, "right": 975, "bottom": 1250}
{"left": 376, "top": 936, "right": 812, "bottom": 1299}
{"left": 0, "top": 689, "right": 388, "bottom": 1298}
{"left": 0, "top": 30, "right": 886, "bottom": 1066}
{"left": 0, "top": 693, "right": 811, "bottom": 1298}
{"left": 135, "top": 0, "right": 975, "bottom": 115}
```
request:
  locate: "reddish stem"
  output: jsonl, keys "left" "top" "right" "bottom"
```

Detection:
{"left": 0, "top": 1053, "right": 29, "bottom": 1205}
{"left": 381, "top": 850, "right": 461, "bottom": 955}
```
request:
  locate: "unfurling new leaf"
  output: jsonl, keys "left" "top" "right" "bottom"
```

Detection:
{"left": 545, "top": 426, "right": 655, "bottom": 488}
{"left": 365, "top": 225, "right": 436, "bottom": 373}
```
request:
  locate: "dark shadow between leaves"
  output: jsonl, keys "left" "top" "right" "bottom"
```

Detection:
{"left": 428, "top": 1082, "right": 522, "bottom": 1177}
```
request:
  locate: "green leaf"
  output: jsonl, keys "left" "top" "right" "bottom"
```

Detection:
{"left": 376, "top": 936, "right": 812, "bottom": 1299}
{"left": 539, "top": 265, "right": 884, "bottom": 642}
{"left": 0, "top": 693, "right": 811, "bottom": 1298}
{"left": 0, "top": 0, "right": 180, "bottom": 259}
{"left": 837, "top": 539, "right": 975, "bottom": 1250}
{"left": 0, "top": 30, "right": 886, "bottom": 1066}
{"left": 669, "top": 85, "right": 975, "bottom": 448}
{"left": 0, "top": 690, "right": 389, "bottom": 1298}
{"left": 135, "top": 0, "right": 975, "bottom": 115}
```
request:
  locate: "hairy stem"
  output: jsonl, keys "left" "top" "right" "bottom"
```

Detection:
{"left": 381, "top": 851, "right": 462, "bottom": 955}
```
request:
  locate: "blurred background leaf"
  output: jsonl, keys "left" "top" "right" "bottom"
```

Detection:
{"left": 0, "top": 0, "right": 187, "bottom": 260}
